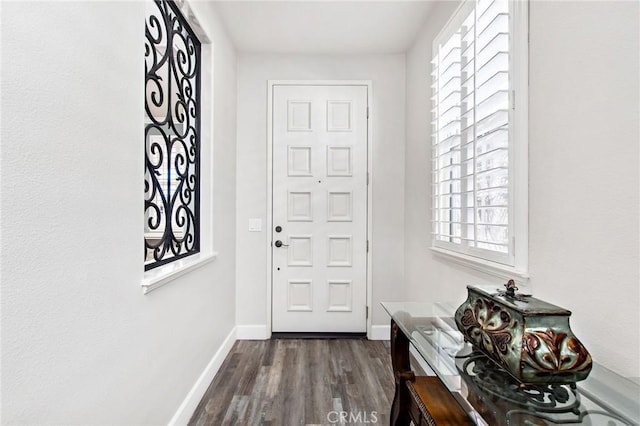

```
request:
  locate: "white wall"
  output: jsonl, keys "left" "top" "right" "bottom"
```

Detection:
{"left": 235, "top": 54, "right": 406, "bottom": 332}
{"left": 528, "top": 0, "right": 639, "bottom": 378}
{"left": 0, "top": 1, "right": 237, "bottom": 424}
{"left": 405, "top": 1, "right": 640, "bottom": 378}
{"left": 405, "top": 1, "right": 463, "bottom": 308}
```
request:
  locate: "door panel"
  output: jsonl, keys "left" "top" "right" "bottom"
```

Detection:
{"left": 272, "top": 84, "right": 368, "bottom": 332}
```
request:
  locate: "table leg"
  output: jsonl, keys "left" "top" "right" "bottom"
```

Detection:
{"left": 390, "top": 319, "right": 414, "bottom": 426}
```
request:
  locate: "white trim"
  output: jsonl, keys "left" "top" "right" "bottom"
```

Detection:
{"left": 365, "top": 84, "right": 374, "bottom": 339}
{"left": 168, "top": 326, "right": 236, "bottom": 426}
{"left": 236, "top": 325, "right": 270, "bottom": 340}
{"left": 142, "top": 252, "right": 217, "bottom": 294}
{"left": 174, "top": 0, "right": 211, "bottom": 44}
{"left": 369, "top": 325, "right": 391, "bottom": 341}
{"left": 266, "top": 81, "right": 274, "bottom": 339}
{"left": 267, "top": 80, "right": 373, "bottom": 337}
{"left": 430, "top": 246, "right": 529, "bottom": 283}
{"left": 433, "top": 0, "right": 475, "bottom": 50}
{"left": 511, "top": 0, "right": 530, "bottom": 275}
{"left": 268, "top": 80, "right": 374, "bottom": 87}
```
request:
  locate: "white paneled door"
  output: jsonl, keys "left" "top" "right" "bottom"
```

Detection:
{"left": 272, "top": 84, "right": 368, "bottom": 332}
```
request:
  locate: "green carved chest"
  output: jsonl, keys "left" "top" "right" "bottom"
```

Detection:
{"left": 454, "top": 282, "right": 593, "bottom": 385}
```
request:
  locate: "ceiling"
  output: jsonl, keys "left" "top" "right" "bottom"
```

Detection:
{"left": 212, "top": 1, "right": 436, "bottom": 54}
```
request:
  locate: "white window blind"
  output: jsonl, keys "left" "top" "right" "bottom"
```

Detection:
{"left": 432, "top": 0, "right": 525, "bottom": 267}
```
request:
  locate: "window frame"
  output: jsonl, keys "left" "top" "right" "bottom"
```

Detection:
{"left": 144, "top": 0, "right": 202, "bottom": 271}
{"left": 142, "top": 0, "right": 217, "bottom": 293}
{"left": 430, "top": 0, "right": 529, "bottom": 279}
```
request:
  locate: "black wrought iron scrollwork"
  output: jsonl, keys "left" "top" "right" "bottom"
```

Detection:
{"left": 144, "top": 0, "right": 201, "bottom": 270}
{"left": 456, "top": 351, "right": 632, "bottom": 425}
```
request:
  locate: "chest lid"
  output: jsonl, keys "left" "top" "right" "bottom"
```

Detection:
{"left": 469, "top": 283, "right": 572, "bottom": 317}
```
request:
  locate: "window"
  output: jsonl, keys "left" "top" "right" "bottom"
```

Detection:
{"left": 431, "top": 0, "right": 528, "bottom": 270}
{"left": 144, "top": 0, "right": 201, "bottom": 270}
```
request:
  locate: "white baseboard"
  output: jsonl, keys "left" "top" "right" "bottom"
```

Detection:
{"left": 236, "top": 324, "right": 270, "bottom": 340}
{"left": 369, "top": 325, "right": 391, "bottom": 340}
{"left": 168, "top": 327, "right": 237, "bottom": 426}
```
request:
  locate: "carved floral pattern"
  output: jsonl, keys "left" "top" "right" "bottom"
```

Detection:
{"left": 522, "top": 328, "right": 592, "bottom": 375}
{"left": 459, "top": 299, "right": 514, "bottom": 358}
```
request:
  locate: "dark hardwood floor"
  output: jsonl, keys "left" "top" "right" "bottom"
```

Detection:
{"left": 189, "top": 339, "right": 395, "bottom": 425}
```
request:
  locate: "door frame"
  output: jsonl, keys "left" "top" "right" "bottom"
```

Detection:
{"left": 266, "top": 80, "right": 373, "bottom": 338}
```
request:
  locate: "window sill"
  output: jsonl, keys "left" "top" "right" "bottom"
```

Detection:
{"left": 142, "top": 252, "right": 218, "bottom": 294}
{"left": 429, "top": 246, "right": 529, "bottom": 284}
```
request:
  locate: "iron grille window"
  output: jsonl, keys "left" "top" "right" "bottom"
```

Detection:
{"left": 144, "top": 0, "right": 201, "bottom": 270}
{"left": 431, "top": 0, "right": 527, "bottom": 266}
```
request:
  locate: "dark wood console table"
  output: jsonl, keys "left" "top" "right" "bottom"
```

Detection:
{"left": 390, "top": 315, "right": 473, "bottom": 425}
{"left": 382, "top": 302, "right": 640, "bottom": 426}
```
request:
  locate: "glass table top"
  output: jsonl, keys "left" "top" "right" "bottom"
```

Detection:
{"left": 382, "top": 301, "right": 640, "bottom": 426}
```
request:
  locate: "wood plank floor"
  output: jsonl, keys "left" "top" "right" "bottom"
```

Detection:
{"left": 189, "top": 339, "right": 394, "bottom": 426}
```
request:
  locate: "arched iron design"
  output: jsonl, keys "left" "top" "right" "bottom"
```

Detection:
{"left": 144, "top": 0, "right": 201, "bottom": 270}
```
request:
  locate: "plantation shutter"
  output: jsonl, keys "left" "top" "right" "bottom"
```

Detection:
{"left": 432, "top": 0, "right": 512, "bottom": 263}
